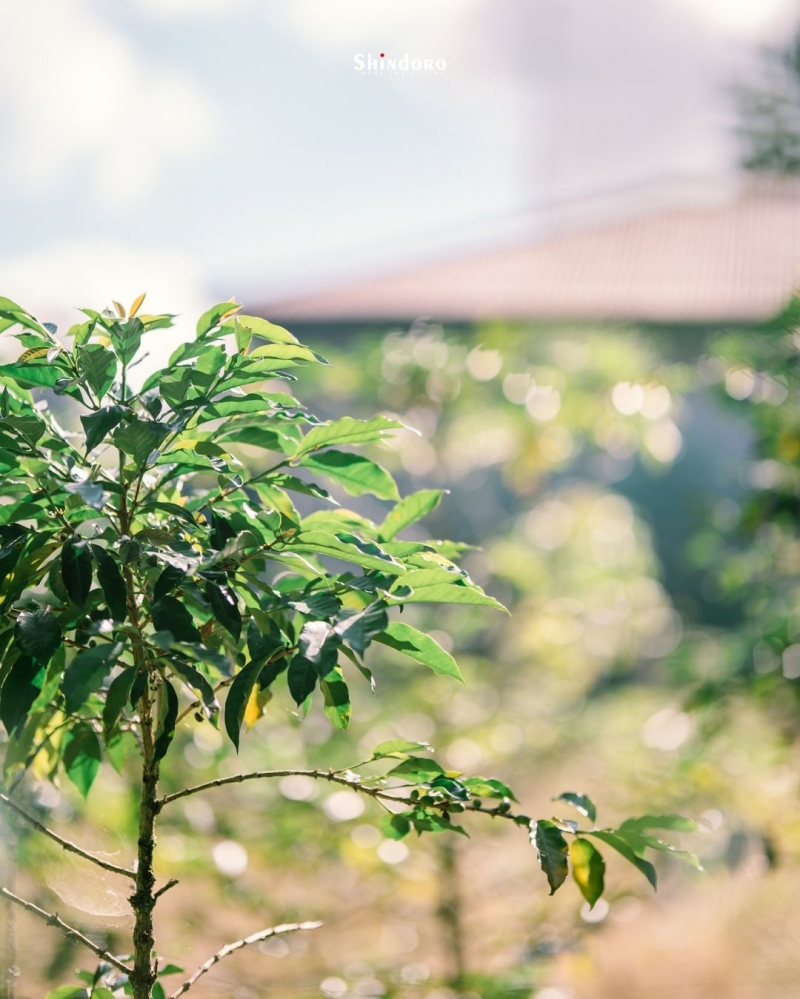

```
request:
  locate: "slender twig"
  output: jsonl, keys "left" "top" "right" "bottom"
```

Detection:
{"left": 174, "top": 677, "right": 234, "bottom": 727}
{"left": 168, "top": 920, "right": 322, "bottom": 999}
{"left": 153, "top": 879, "right": 179, "bottom": 901}
{"left": 157, "top": 769, "right": 521, "bottom": 824}
{"left": 0, "top": 888, "right": 131, "bottom": 975}
{"left": 0, "top": 794, "right": 135, "bottom": 881}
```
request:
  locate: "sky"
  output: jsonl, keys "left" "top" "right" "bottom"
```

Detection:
{"left": 0, "top": 0, "right": 796, "bottom": 335}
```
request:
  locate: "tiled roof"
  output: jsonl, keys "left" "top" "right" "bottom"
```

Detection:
{"left": 261, "top": 178, "right": 800, "bottom": 324}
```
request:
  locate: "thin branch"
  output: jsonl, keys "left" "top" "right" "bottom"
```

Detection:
{"left": 0, "top": 794, "right": 135, "bottom": 881}
{"left": 168, "top": 920, "right": 322, "bottom": 999}
{"left": 153, "top": 878, "right": 179, "bottom": 901}
{"left": 0, "top": 888, "right": 131, "bottom": 976}
{"left": 157, "top": 769, "right": 522, "bottom": 825}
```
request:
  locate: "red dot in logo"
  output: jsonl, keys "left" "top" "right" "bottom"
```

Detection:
{"left": 380, "top": 53, "right": 385, "bottom": 57}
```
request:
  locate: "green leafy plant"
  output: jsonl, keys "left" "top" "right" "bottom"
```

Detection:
{"left": 0, "top": 296, "right": 696, "bottom": 998}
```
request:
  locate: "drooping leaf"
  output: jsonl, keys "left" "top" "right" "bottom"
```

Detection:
{"left": 102, "top": 666, "right": 137, "bottom": 734}
{"left": 298, "top": 450, "right": 399, "bottom": 501}
{"left": 62, "top": 723, "right": 102, "bottom": 797}
{"left": 334, "top": 602, "right": 388, "bottom": 656}
{"left": 91, "top": 545, "right": 128, "bottom": 621}
{"left": 224, "top": 658, "right": 266, "bottom": 750}
{"left": 587, "top": 830, "right": 658, "bottom": 890}
{"left": 554, "top": 792, "right": 597, "bottom": 824}
{"left": 0, "top": 656, "right": 43, "bottom": 735}
{"left": 153, "top": 565, "right": 185, "bottom": 601}
{"left": 81, "top": 405, "right": 126, "bottom": 452}
{"left": 287, "top": 654, "right": 318, "bottom": 706}
{"left": 533, "top": 820, "right": 570, "bottom": 895}
{"left": 388, "top": 756, "right": 446, "bottom": 782}
{"left": 61, "top": 538, "right": 93, "bottom": 607}
{"left": 15, "top": 608, "right": 62, "bottom": 662}
{"left": 153, "top": 677, "right": 179, "bottom": 761}
{"left": 150, "top": 596, "right": 202, "bottom": 643}
{"left": 169, "top": 659, "right": 219, "bottom": 722}
{"left": 62, "top": 642, "right": 124, "bottom": 714}
{"left": 570, "top": 838, "right": 605, "bottom": 907}
{"left": 285, "top": 531, "right": 404, "bottom": 575}
{"left": 377, "top": 489, "right": 446, "bottom": 541}
{"left": 374, "top": 621, "right": 463, "bottom": 682}
{"left": 205, "top": 583, "right": 242, "bottom": 641}
{"left": 320, "top": 665, "right": 350, "bottom": 729}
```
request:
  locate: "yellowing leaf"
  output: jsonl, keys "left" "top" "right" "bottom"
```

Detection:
{"left": 129, "top": 292, "right": 146, "bottom": 317}
{"left": 243, "top": 683, "right": 271, "bottom": 729}
{"left": 112, "top": 300, "right": 125, "bottom": 318}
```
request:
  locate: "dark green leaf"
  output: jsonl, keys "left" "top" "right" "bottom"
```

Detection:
{"left": 334, "top": 602, "right": 388, "bottom": 656}
{"left": 151, "top": 596, "right": 201, "bottom": 643}
{"left": 102, "top": 667, "right": 137, "bottom": 735}
{"left": 62, "top": 642, "right": 124, "bottom": 714}
{"left": 0, "top": 656, "right": 43, "bottom": 735}
{"left": 587, "top": 830, "right": 658, "bottom": 890}
{"left": 224, "top": 658, "right": 266, "bottom": 750}
{"left": 205, "top": 583, "right": 241, "bottom": 641}
{"left": 91, "top": 545, "right": 128, "bottom": 621}
{"left": 533, "top": 819, "right": 570, "bottom": 895}
{"left": 153, "top": 678, "right": 179, "bottom": 761}
{"left": 61, "top": 538, "right": 93, "bottom": 607}
{"left": 15, "top": 608, "right": 62, "bottom": 662}
{"left": 320, "top": 665, "right": 350, "bottom": 729}
{"left": 375, "top": 622, "right": 463, "bottom": 682}
{"left": 63, "top": 723, "right": 102, "bottom": 797}
{"left": 570, "top": 838, "right": 605, "bottom": 907}
{"left": 76, "top": 344, "right": 117, "bottom": 400}
{"left": 169, "top": 659, "right": 219, "bottom": 722}
{"left": 287, "top": 654, "right": 317, "bottom": 706}
{"left": 81, "top": 405, "right": 126, "bottom": 452}
{"left": 153, "top": 565, "right": 185, "bottom": 601}
{"left": 113, "top": 419, "right": 168, "bottom": 466}
{"left": 0, "top": 362, "right": 63, "bottom": 389}
{"left": 554, "top": 792, "right": 597, "bottom": 824}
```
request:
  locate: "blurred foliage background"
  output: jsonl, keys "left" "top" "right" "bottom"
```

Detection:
{"left": 4, "top": 317, "right": 800, "bottom": 999}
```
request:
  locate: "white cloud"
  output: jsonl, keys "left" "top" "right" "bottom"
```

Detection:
{"left": 0, "top": 0, "right": 218, "bottom": 205}
{"left": 135, "top": 0, "right": 244, "bottom": 15}
{"left": 0, "top": 240, "right": 213, "bottom": 383}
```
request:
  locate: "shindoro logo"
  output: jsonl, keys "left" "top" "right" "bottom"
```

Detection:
{"left": 354, "top": 52, "right": 447, "bottom": 75}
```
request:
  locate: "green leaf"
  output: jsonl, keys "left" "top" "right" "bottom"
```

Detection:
{"left": 153, "top": 677, "right": 179, "bottom": 762}
{"left": 205, "top": 583, "right": 242, "bottom": 641}
{"left": 615, "top": 830, "right": 703, "bottom": 870}
{"left": 45, "top": 988, "right": 90, "bottom": 999}
{"left": 151, "top": 596, "right": 201, "bottom": 643}
{"left": 387, "top": 569, "right": 506, "bottom": 611}
{"left": 153, "top": 565, "right": 185, "bottom": 601}
{"left": 169, "top": 659, "right": 219, "bottom": 722}
{"left": 102, "top": 667, "right": 137, "bottom": 734}
{"left": 62, "top": 642, "right": 124, "bottom": 714}
{"left": 462, "top": 777, "right": 518, "bottom": 801}
{"left": 287, "top": 654, "right": 318, "bottom": 706}
{"left": 378, "top": 489, "right": 446, "bottom": 541}
{"left": 533, "top": 819, "right": 570, "bottom": 895}
{"left": 374, "top": 622, "right": 463, "bottom": 682}
{"left": 320, "top": 665, "right": 350, "bottom": 729}
{"left": 15, "top": 608, "right": 62, "bottom": 662}
{"left": 618, "top": 814, "right": 697, "bottom": 833}
{"left": 81, "top": 405, "right": 126, "bottom": 452}
{"left": 587, "top": 830, "right": 658, "bottom": 890}
{"left": 247, "top": 343, "right": 328, "bottom": 365}
{"left": 0, "top": 656, "right": 43, "bottom": 735}
{"left": 381, "top": 812, "right": 411, "bottom": 840}
{"left": 76, "top": 344, "right": 116, "bottom": 399}
{"left": 61, "top": 538, "right": 93, "bottom": 607}
{"left": 113, "top": 419, "right": 168, "bottom": 466}
{"left": 554, "top": 792, "right": 597, "bottom": 824}
{"left": 224, "top": 658, "right": 266, "bottom": 750}
{"left": 93, "top": 990, "right": 118, "bottom": 999}
{"left": 223, "top": 314, "right": 297, "bottom": 346}
{"left": 285, "top": 531, "right": 404, "bottom": 575}
{"left": 296, "top": 416, "right": 405, "bottom": 455}
{"left": 297, "top": 450, "right": 399, "bottom": 501}
{"left": 334, "top": 602, "right": 388, "bottom": 656}
{"left": 570, "top": 838, "right": 605, "bottom": 908}
{"left": 62, "top": 723, "right": 102, "bottom": 797}
{"left": 196, "top": 301, "right": 241, "bottom": 337}
{"left": 91, "top": 545, "right": 128, "bottom": 621}
{"left": 0, "top": 362, "right": 63, "bottom": 389}
{"left": 388, "top": 756, "right": 445, "bottom": 783}
{"left": 371, "top": 739, "right": 432, "bottom": 760}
